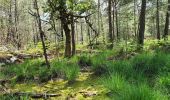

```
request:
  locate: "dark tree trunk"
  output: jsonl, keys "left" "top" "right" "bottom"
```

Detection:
{"left": 59, "top": 9, "right": 72, "bottom": 57}
{"left": 71, "top": 15, "right": 76, "bottom": 56}
{"left": 80, "top": 20, "right": 84, "bottom": 44}
{"left": 63, "top": 23, "right": 72, "bottom": 57}
{"left": 71, "top": 0, "right": 75, "bottom": 56}
{"left": 108, "top": 0, "right": 113, "bottom": 47}
{"left": 34, "top": 0, "right": 50, "bottom": 68}
{"left": 138, "top": 0, "right": 146, "bottom": 46}
{"left": 156, "top": 0, "right": 160, "bottom": 40}
{"left": 163, "top": 0, "right": 170, "bottom": 39}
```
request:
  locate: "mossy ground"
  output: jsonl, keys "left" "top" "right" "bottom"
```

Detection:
{"left": 9, "top": 72, "right": 108, "bottom": 100}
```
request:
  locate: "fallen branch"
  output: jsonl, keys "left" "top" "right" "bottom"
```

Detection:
{"left": 10, "top": 92, "right": 61, "bottom": 99}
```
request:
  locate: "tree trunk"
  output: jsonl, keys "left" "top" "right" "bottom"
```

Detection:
{"left": 108, "top": 0, "right": 113, "bottom": 47}
{"left": 138, "top": 0, "right": 146, "bottom": 46}
{"left": 156, "top": 0, "right": 160, "bottom": 40}
{"left": 63, "top": 23, "right": 72, "bottom": 57}
{"left": 112, "top": 0, "right": 115, "bottom": 41}
{"left": 134, "top": 0, "right": 137, "bottom": 38}
{"left": 163, "top": 0, "right": 170, "bottom": 39}
{"left": 34, "top": 0, "right": 50, "bottom": 67}
{"left": 59, "top": 9, "right": 72, "bottom": 57}
{"left": 80, "top": 20, "right": 84, "bottom": 44}
{"left": 71, "top": 0, "right": 76, "bottom": 56}
{"left": 115, "top": 0, "right": 119, "bottom": 40}
{"left": 71, "top": 15, "right": 76, "bottom": 56}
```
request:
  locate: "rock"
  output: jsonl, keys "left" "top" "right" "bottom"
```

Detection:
{"left": 10, "top": 56, "right": 18, "bottom": 63}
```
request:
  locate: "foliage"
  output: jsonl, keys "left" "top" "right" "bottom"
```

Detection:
{"left": 77, "top": 54, "right": 92, "bottom": 67}
{"left": 2, "top": 58, "right": 80, "bottom": 83}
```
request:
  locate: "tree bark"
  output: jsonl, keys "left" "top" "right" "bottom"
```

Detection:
{"left": 108, "top": 0, "right": 113, "bottom": 47}
{"left": 138, "top": 0, "right": 146, "bottom": 46}
{"left": 163, "top": 0, "right": 170, "bottom": 39}
{"left": 156, "top": 0, "right": 160, "bottom": 40}
{"left": 112, "top": 0, "right": 115, "bottom": 41}
{"left": 80, "top": 20, "right": 84, "bottom": 44}
{"left": 71, "top": 0, "right": 76, "bottom": 56}
{"left": 134, "top": 0, "right": 137, "bottom": 38}
{"left": 71, "top": 15, "right": 75, "bottom": 55}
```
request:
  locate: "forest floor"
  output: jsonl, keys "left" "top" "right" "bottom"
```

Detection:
{"left": 10, "top": 72, "right": 109, "bottom": 100}
{"left": 0, "top": 39, "right": 170, "bottom": 100}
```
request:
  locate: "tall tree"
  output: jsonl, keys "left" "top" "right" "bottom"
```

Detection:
{"left": 163, "top": 0, "right": 170, "bottom": 40}
{"left": 108, "top": 0, "right": 113, "bottom": 47}
{"left": 134, "top": 0, "right": 137, "bottom": 38}
{"left": 34, "top": 0, "right": 50, "bottom": 67}
{"left": 112, "top": 0, "right": 115, "bottom": 41}
{"left": 156, "top": 0, "right": 160, "bottom": 40}
{"left": 71, "top": 0, "right": 76, "bottom": 56}
{"left": 138, "top": 0, "right": 146, "bottom": 46}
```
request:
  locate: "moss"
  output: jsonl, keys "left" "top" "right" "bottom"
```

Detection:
{"left": 9, "top": 72, "right": 107, "bottom": 99}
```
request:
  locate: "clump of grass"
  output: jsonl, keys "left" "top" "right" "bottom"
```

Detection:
{"left": 91, "top": 51, "right": 113, "bottom": 75}
{"left": 121, "top": 84, "right": 168, "bottom": 100}
{"left": 155, "top": 74, "right": 170, "bottom": 95}
{"left": 77, "top": 55, "right": 92, "bottom": 67}
{"left": 131, "top": 52, "right": 169, "bottom": 79}
{"left": 51, "top": 59, "right": 80, "bottom": 83}
{"left": 110, "top": 60, "right": 132, "bottom": 78}
{"left": 2, "top": 59, "right": 44, "bottom": 82}
{"left": 63, "top": 63, "right": 80, "bottom": 83}
{"left": 0, "top": 94, "right": 29, "bottom": 100}
{"left": 102, "top": 74, "right": 168, "bottom": 100}
{"left": 2, "top": 58, "right": 80, "bottom": 83}
{"left": 101, "top": 74, "right": 127, "bottom": 95}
